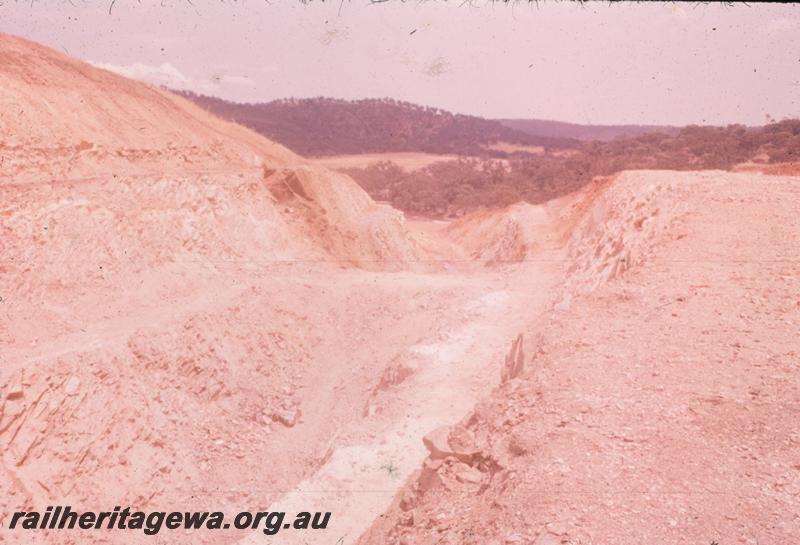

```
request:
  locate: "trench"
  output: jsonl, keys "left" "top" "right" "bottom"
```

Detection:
{"left": 236, "top": 261, "right": 560, "bottom": 545}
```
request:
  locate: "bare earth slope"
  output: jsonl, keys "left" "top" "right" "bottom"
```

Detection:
{"left": 359, "top": 170, "right": 800, "bottom": 545}
{"left": 0, "top": 33, "right": 437, "bottom": 545}
{"left": 442, "top": 203, "right": 559, "bottom": 266}
{"left": 0, "top": 33, "right": 421, "bottom": 270}
{"left": 0, "top": 35, "right": 296, "bottom": 181}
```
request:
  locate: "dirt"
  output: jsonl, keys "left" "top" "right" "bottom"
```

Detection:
{"left": 2, "top": 33, "right": 799, "bottom": 545}
{"left": 310, "top": 152, "right": 464, "bottom": 172}
{"left": 359, "top": 171, "right": 800, "bottom": 545}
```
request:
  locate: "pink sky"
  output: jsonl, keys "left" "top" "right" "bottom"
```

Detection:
{"left": 1, "top": 1, "right": 798, "bottom": 125}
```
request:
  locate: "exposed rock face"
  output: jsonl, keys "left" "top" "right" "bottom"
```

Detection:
{"left": 443, "top": 202, "right": 556, "bottom": 267}
{"left": 422, "top": 425, "right": 481, "bottom": 465}
{"left": 0, "top": 33, "right": 425, "bottom": 273}
{"left": 0, "top": 33, "right": 430, "bottom": 545}
{"left": 355, "top": 171, "right": 800, "bottom": 545}
{"left": 500, "top": 333, "right": 525, "bottom": 383}
{"left": 562, "top": 170, "right": 691, "bottom": 295}
{"left": 261, "top": 165, "right": 425, "bottom": 271}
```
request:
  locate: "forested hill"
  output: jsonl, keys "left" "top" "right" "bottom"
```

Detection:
{"left": 176, "top": 93, "right": 578, "bottom": 157}
{"left": 498, "top": 117, "right": 681, "bottom": 142}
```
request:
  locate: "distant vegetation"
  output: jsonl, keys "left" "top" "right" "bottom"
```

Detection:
{"left": 343, "top": 121, "right": 800, "bottom": 218}
{"left": 498, "top": 118, "right": 681, "bottom": 142}
{"left": 177, "top": 91, "right": 798, "bottom": 219}
{"left": 177, "top": 93, "right": 577, "bottom": 156}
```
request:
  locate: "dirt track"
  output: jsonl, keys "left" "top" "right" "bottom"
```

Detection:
{"left": 236, "top": 258, "right": 562, "bottom": 545}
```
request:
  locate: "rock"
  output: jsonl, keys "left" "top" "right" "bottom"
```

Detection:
{"left": 417, "top": 458, "right": 444, "bottom": 494}
{"left": 423, "top": 426, "right": 453, "bottom": 460}
{"left": 507, "top": 432, "right": 535, "bottom": 457}
{"left": 6, "top": 388, "right": 24, "bottom": 401}
{"left": 399, "top": 488, "right": 416, "bottom": 511}
{"left": 533, "top": 531, "right": 561, "bottom": 545}
{"left": 553, "top": 297, "right": 571, "bottom": 312}
{"left": 423, "top": 425, "right": 481, "bottom": 464}
{"left": 454, "top": 464, "right": 484, "bottom": 485}
{"left": 4, "top": 373, "right": 25, "bottom": 401}
{"left": 545, "top": 521, "right": 569, "bottom": 535}
{"left": 377, "top": 361, "right": 414, "bottom": 390}
{"left": 447, "top": 425, "right": 476, "bottom": 453}
{"left": 64, "top": 376, "right": 81, "bottom": 395}
{"left": 489, "top": 441, "right": 511, "bottom": 472}
{"left": 501, "top": 334, "right": 525, "bottom": 383}
{"left": 272, "top": 407, "right": 301, "bottom": 427}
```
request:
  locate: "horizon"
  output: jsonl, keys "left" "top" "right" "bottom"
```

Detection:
{"left": 1, "top": 2, "right": 798, "bottom": 126}
{"left": 174, "top": 90, "right": 774, "bottom": 128}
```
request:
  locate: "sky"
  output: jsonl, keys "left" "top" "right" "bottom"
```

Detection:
{"left": 1, "top": 1, "right": 798, "bottom": 126}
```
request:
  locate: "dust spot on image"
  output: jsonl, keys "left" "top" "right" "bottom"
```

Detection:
{"left": 321, "top": 26, "right": 349, "bottom": 46}
{"left": 423, "top": 56, "right": 450, "bottom": 78}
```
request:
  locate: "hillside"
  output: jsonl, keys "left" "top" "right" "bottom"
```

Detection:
{"left": 357, "top": 170, "right": 800, "bottom": 545}
{"left": 498, "top": 117, "right": 682, "bottom": 141}
{"left": 342, "top": 120, "right": 800, "bottom": 218}
{"left": 176, "top": 93, "right": 578, "bottom": 157}
{"left": 0, "top": 33, "right": 426, "bottom": 270}
{"left": 0, "top": 33, "right": 435, "bottom": 545}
